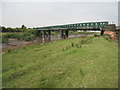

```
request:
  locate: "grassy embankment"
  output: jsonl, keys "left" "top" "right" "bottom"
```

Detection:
{"left": 2, "top": 35, "right": 118, "bottom": 88}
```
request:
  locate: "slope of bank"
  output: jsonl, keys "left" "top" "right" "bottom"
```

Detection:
{"left": 2, "top": 36, "right": 118, "bottom": 88}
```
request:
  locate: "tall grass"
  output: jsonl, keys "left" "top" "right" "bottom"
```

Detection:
{"left": 63, "top": 36, "right": 94, "bottom": 51}
{"left": 102, "top": 34, "right": 113, "bottom": 42}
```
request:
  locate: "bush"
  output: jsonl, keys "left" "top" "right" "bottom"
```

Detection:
{"left": 23, "top": 35, "right": 35, "bottom": 41}
{"left": 4, "top": 33, "right": 23, "bottom": 40}
{"left": 0, "top": 37, "right": 8, "bottom": 43}
{"left": 23, "top": 36, "right": 31, "bottom": 41}
{"left": 103, "top": 34, "right": 112, "bottom": 42}
{"left": 23, "top": 29, "right": 38, "bottom": 36}
{"left": 1, "top": 29, "right": 37, "bottom": 43}
{"left": 34, "top": 30, "right": 41, "bottom": 36}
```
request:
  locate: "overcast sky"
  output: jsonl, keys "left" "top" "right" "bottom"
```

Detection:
{"left": 1, "top": 1, "right": 118, "bottom": 28}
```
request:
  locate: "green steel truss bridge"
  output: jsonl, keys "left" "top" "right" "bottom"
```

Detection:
{"left": 35, "top": 21, "right": 116, "bottom": 42}
{"left": 36, "top": 21, "right": 109, "bottom": 30}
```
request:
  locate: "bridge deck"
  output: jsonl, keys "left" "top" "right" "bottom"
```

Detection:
{"left": 35, "top": 21, "right": 109, "bottom": 30}
{"left": 36, "top": 27, "right": 101, "bottom": 31}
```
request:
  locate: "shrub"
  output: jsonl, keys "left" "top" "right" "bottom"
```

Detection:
{"left": 23, "top": 31, "right": 31, "bottom": 36}
{"left": 2, "top": 29, "right": 36, "bottom": 41}
{"left": 0, "top": 37, "right": 8, "bottom": 43}
{"left": 23, "top": 29, "right": 38, "bottom": 36}
{"left": 23, "top": 36, "right": 31, "bottom": 41}
{"left": 23, "top": 35, "right": 35, "bottom": 41}
{"left": 3, "top": 33, "right": 23, "bottom": 40}
{"left": 103, "top": 34, "right": 113, "bottom": 42}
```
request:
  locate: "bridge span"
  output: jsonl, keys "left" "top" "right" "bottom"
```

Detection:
{"left": 35, "top": 21, "right": 117, "bottom": 42}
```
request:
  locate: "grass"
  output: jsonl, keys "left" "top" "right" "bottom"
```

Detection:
{"left": 2, "top": 35, "right": 118, "bottom": 88}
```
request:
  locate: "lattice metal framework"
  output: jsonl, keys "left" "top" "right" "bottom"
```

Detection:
{"left": 36, "top": 21, "right": 108, "bottom": 29}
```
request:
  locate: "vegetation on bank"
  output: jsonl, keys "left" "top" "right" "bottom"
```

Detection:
{"left": 0, "top": 25, "right": 27, "bottom": 32}
{"left": 1, "top": 25, "right": 98, "bottom": 44}
{"left": 0, "top": 25, "right": 37, "bottom": 43}
{"left": 2, "top": 35, "right": 118, "bottom": 88}
{"left": 0, "top": 25, "right": 40, "bottom": 43}
{"left": 1, "top": 29, "right": 38, "bottom": 42}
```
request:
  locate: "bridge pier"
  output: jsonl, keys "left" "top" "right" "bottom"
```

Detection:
{"left": 42, "top": 30, "right": 51, "bottom": 43}
{"left": 48, "top": 30, "right": 51, "bottom": 41}
{"left": 100, "top": 30, "right": 104, "bottom": 36}
{"left": 65, "top": 30, "right": 69, "bottom": 38}
{"left": 43, "top": 30, "right": 45, "bottom": 43}
{"left": 39, "top": 31, "right": 42, "bottom": 38}
{"left": 40, "top": 29, "right": 69, "bottom": 43}
{"left": 60, "top": 30, "right": 69, "bottom": 39}
{"left": 37, "top": 30, "right": 41, "bottom": 37}
{"left": 60, "top": 30, "right": 64, "bottom": 39}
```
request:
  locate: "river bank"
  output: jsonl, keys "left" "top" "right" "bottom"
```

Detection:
{"left": 1, "top": 34, "right": 93, "bottom": 53}
{"left": 2, "top": 35, "right": 118, "bottom": 88}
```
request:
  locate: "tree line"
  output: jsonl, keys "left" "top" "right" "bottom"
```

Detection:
{"left": 0, "top": 25, "right": 29, "bottom": 32}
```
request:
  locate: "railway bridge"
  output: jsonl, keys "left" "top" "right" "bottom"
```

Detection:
{"left": 35, "top": 21, "right": 116, "bottom": 42}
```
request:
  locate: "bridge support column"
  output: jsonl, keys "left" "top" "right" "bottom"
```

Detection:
{"left": 60, "top": 30, "right": 64, "bottom": 39}
{"left": 39, "top": 31, "right": 42, "bottom": 38}
{"left": 65, "top": 30, "right": 69, "bottom": 38}
{"left": 42, "top": 30, "right": 51, "bottom": 43}
{"left": 42, "top": 30, "right": 45, "bottom": 43}
{"left": 37, "top": 30, "right": 40, "bottom": 36}
{"left": 60, "top": 30, "right": 69, "bottom": 39}
{"left": 100, "top": 30, "right": 104, "bottom": 36}
{"left": 48, "top": 30, "right": 51, "bottom": 41}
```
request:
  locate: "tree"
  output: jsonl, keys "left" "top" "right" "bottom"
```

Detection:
{"left": 21, "top": 25, "right": 27, "bottom": 29}
{"left": 7, "top": 27, "right": 13, "bottom": 32}
{"left": 1, "top": 26, "right": 7, "bottom": 32}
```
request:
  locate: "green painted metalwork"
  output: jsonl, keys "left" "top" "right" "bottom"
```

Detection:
{"left": 36, "top": 21, "right": 108, "bottom": 29}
